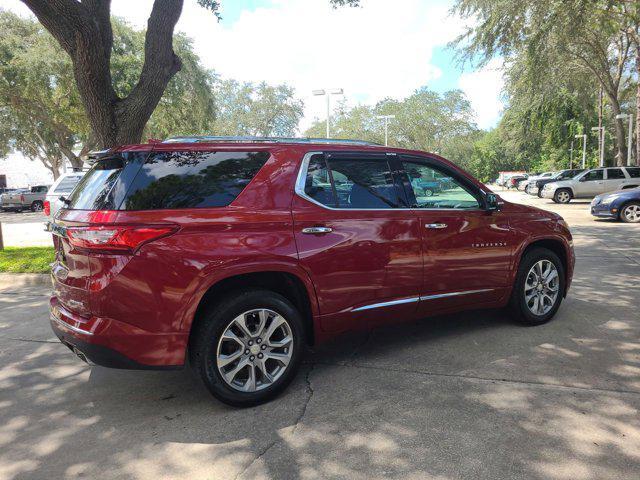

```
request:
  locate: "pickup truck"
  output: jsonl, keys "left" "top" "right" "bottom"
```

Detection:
{"left": 0, "top": 185, "right": 50, "bottom": 212}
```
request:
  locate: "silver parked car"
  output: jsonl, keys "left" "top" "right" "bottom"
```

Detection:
{"left": 44, "top": 172, "right": 85, "bottom": 220}
{"left": 541, "top": 167, "right": 640, "bottom": 203}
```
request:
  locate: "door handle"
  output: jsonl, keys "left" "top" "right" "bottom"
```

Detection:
{"left": 302, "top": 226, "right": 333, "bottom": 234}
{"left": 425, "top": 223, "right": 448, "bottom": 229}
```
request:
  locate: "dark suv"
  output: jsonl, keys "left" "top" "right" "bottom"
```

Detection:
{"left": 49, "top": 137, "right": 574, "bottom": 406}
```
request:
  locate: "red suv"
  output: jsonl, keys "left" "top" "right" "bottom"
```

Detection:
{"left": 50, "top": 137, "right": 574, "bottom": 406}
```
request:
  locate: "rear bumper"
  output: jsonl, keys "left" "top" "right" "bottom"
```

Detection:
{"left": 50, "top": 296, "right": 187, "bottom": 370}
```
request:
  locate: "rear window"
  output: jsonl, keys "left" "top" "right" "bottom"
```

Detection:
{"left": 66, "top": 157, "right": 126, "bottom": 210}
{"left": 122, "top": 151, "right": 270, "bottom": 210}
{"left": 626, "top": 167, "right": 640, "bottom": 178}
{"left": 54, "top": 176, "right": 83, "bottom": 193}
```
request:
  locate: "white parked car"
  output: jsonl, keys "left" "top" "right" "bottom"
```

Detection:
{"left": 44, "top": 172, "right": 85, "bottom": 219}
{"left": 541, "top": 167, "right": 640, "bottom": 203}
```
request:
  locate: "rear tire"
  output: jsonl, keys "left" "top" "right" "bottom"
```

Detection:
{"left": 31, "top": 201, "right": 44, "bottom": 212}
{"left": 620, "top": 202, "right": 640, "bottom": 223}
{"left": 509, "top": 248, "right": 565, "bottom": 326}
{"left": 553, "top": 189, "right": 572, "bottom": 204}
{"left": 190, "top": 289, "right": 305, "bottom": 407}
{"left": 423, "top": 188, "right": 434, "bottom": 197}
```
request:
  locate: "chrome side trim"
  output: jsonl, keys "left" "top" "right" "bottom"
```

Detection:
{"left": 352, "top": 297, "right": 420, "bottom": 312}
{"left": 419, "top": 289, "right": 494, "bottom": 301}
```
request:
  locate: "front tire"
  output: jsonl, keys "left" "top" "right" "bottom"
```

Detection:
{"left": 620, "top": 202, "right": 640, "bottom": 223}
{"left": 509, "top": 248, "right": 565, "bottom": 326}
{"left": 190, "top": 289, "right": 305, "bottom": 407}
{"left": 553, "top": 189, "right": 572, "bottom": 204}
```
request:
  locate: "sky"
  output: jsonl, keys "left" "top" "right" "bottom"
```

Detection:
{"left": 2, "top": 0, "right": 504, "bottom": 183}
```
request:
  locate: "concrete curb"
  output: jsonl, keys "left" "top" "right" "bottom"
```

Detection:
{"left": 0, "top": 273, "right": 50, "bottom": 289}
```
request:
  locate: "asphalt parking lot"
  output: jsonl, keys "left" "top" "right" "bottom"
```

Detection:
{"left": 1, "top": 190, "right": 639, "bottom": 480}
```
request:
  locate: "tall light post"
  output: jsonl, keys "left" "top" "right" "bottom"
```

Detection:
{"left": 376, "top": 115, "right": 395, "bottom": 146}
{"left": 312, "top": 88, "right": 343, "bottom": 138}
{"left": 591, "top": 126, "right": 605, "bottom": 167}
{"left": 615, "top": 113, "right": 633, "bottom": 166}
{"left": 575, "top": 134, "right": 587, "bottom": 169}
{"left": 569, "top": 139, "right": 574, "bottom": 169}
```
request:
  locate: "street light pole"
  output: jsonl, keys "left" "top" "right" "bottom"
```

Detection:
{"left": 313, "top": 88, "right": 344, "bottom": 138}
{"left": 569, "top": 140, "right": 574, "bottom": 169}
{"left": 615, "top": 113, "right": 633, "bottom": 166}
{"left": 591, "top": 127, "right": 605, "bottom": 167}
{"left": 575, "top": 134, "right": 587, "bottom": 169}
{"left": 376, "top": 115, "right": 396, "bottom": 146}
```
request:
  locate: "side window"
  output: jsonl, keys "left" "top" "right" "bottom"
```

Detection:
{"left": 583, "top": 170, "right": 603, "bottom": 181}
{"left": 303, "top": 155, "right": 337, "bottom": 207}
{"left": 607, "top": 168, "right": 625, "bottom": 180}
{"left": 625, "top": 167, "right": 640, "bottom": 178}
{"left": 123, "top": 151, "right": 270, "bottom": 210}
{"left": 401, "top": 160, "right": 480, "bottom": 209}
{"left": 303, "top": 155, "right": 402, "bottom": 209}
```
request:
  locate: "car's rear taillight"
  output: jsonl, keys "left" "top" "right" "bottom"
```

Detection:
{"left": 66, "top": 226, "right": 177, "bottom": 253}
{"left": 20, "top": 194, "right": 25, "bottom": 202}
{"left": 44, "top": 200, "right": 50, "bottom": 216}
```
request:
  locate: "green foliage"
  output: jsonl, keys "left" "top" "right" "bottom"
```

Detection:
{"left": 0, "top": 247, "right": 55, "bottom": 273}
{"left": 305, "top": 87, "right": 479, "bottom": 165}
{"left": 212, "top": 80, "right": 304, "bottom": 137}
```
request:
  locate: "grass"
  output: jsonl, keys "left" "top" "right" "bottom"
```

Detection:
{"left": 0, "top": 246, "right": 55, "bottom": 273}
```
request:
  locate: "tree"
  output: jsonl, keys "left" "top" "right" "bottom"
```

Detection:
{"left": 304, "top": 87, "right": 479, "bottom": 160}
{"left": 212, "top": 80, "right": 304, "bottom": 137}
{"left": 453, "top": 0, "right": 636, "bottom": 166}
{"left": 20, "top": 0, "right": 359, "bottom": 149}
{"left": 0, "top": 11, "right": 216, "bottom": 178}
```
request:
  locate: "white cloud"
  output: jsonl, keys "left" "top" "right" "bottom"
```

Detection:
{"left": 458, "top": 58, "right": 505, "bottom": 129}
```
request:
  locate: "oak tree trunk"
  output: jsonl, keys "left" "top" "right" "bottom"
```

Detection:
{"left": 21, "top": 0, "right": 184, "bottom": 149}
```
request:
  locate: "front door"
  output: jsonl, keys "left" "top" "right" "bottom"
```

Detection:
{"left": 292, "top": 152, "right": 423, "bottom": 333}
{"left": 398, "top": 156, "right": 513, "bottom": 315}
{"left": 575, "top": 169, "right": 605, "bottom": 197}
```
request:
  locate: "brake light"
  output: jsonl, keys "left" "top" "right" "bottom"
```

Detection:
{"left": 66, "top": 226, "right": 177, "bottom": 253}
{"left": 20, "top": 194, "right": 25, "bottom": 202}
{"left": 44, "top": 200, "right": 50, "bottom": 216}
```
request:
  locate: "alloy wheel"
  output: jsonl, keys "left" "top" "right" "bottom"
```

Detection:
{"left": 524, "top": 260, "right": 559, "bottom": 316}
{"left": 622, "top": 204, "right": 640, "bottom": 223}
{"left": 216, "top": 309, "right": 293, "bottom": 392}
{"left": 557, "top": 191, "right": 570, "bottom": 203}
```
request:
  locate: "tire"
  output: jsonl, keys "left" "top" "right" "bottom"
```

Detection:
{"left": 423, "top": 188, "right": 434, "bottom": 197}
{"left": 537, "top": 190, "right": 543, "bottom": 198}
{"left": 620, "top": 201, "right": 640, "bottom": 223}
{"left": 190, "top": 289, "right": 305, "bottom": 407}
{"left": 509, "top": 247, "right": 565, "bottom": 326}
{"left": 31, "top": 201, "right": 44, "bottom": 212}
{"left": 553, "top": 189, "right": 572, "bottom": 204}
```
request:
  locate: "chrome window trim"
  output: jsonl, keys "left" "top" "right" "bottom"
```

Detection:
{"left": 350, "top": 289, "right": 495, "bottom": 313}
{"left": 294, "top": 151, "right": 487, "bottom": 212}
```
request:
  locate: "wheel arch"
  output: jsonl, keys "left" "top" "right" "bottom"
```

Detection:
{"left": 514, "top": 237, "right": 571, "bottom": 297}
{"left": 186, "top": 268, "right": 318, "bottom": 348}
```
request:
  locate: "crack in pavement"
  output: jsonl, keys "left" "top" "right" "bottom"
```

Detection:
{"left": 234, "top": 439, "right": 279, "bottom": 480}
{"left": 235, "top": 364, "right": 316, "bottom": 479}
{"left": 293, "top": 363, "right": 315, "bottom": 435}
{"left": 312, "top": 360, "right": 640, "bottom": 397}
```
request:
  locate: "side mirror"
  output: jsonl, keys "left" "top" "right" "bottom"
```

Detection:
{"left": 485, "top": 192, "right": 502, "bottom": 211}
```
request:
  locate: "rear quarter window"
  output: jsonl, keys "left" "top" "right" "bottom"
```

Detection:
{"left": 122, "top": 151, "right": 270, "bottom": 210}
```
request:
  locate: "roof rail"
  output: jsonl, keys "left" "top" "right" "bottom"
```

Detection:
{"left": 162, "top": 136, "right": 381, "bottom": 146}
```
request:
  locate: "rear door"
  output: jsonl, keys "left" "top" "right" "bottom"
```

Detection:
{"left": 605, "top": 168, "right": 627, "bottom": 191}
{"left": 398, "top": 155, "right": 513, "bottom": 313}
{"left": 624, "top": 167, "right": 640, "bottom": 187}
{"left": 292, "top": 151, "right": 423, "bottom": 332}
